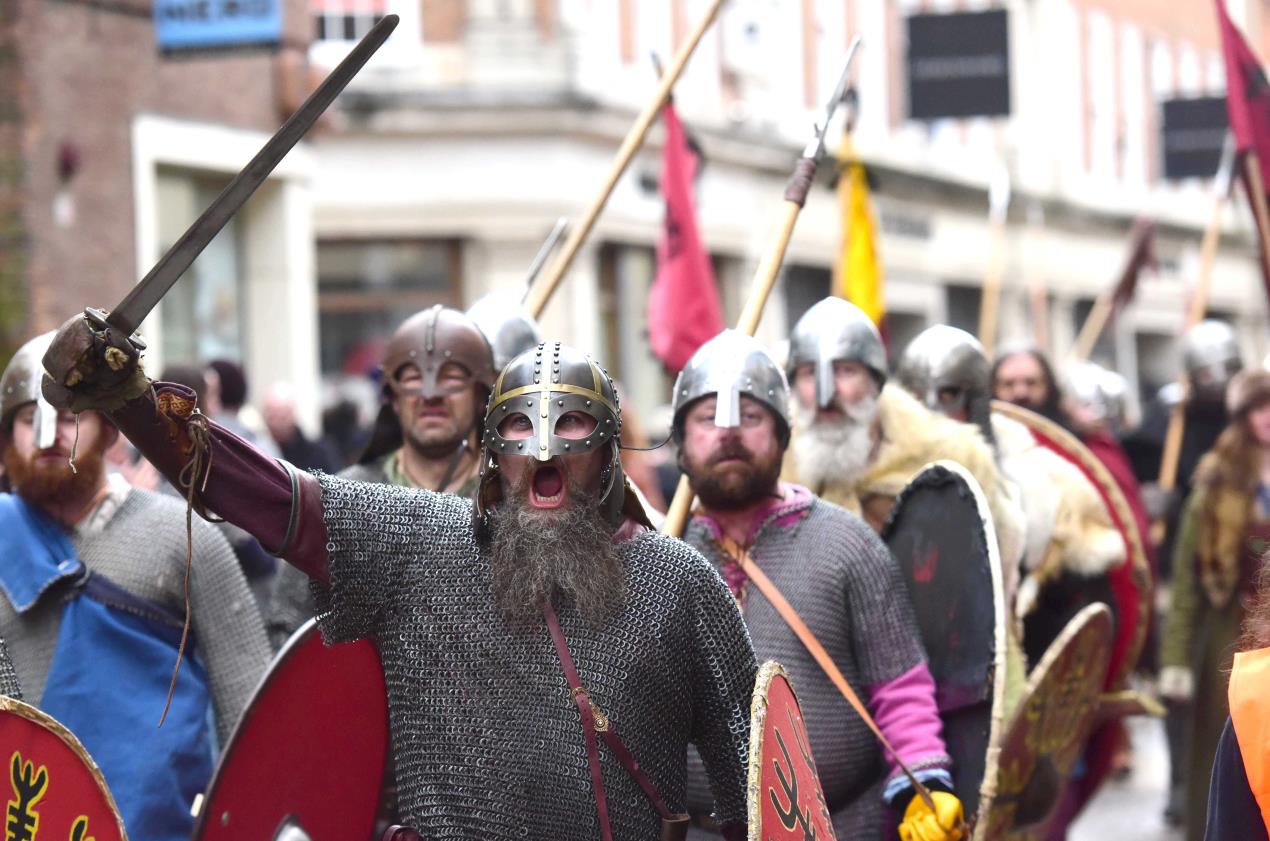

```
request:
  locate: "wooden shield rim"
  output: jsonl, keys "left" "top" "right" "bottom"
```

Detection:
{"left": 898, "top": 460, "right": 1009, "bottom": 827}
{"left": 991, "top": 400, "right": 1151, "bottom": 690}
{"left": 190, "top": 618, "right": 386, "bottom": 837}
{"left": 976, "top": 603, "right": 1113, "bottom": 840}
{"left": 0, "top": 694, "right": 129, "bottom": 840}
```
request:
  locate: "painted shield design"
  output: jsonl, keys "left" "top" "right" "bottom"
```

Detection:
{"left": 882, "top": 460, "right": 1007, "bottom": 824}
{"left": 747, "top": 661, "right": 837, "bottom": 841}
{"left": 977, "top": 603, "right": 1113, "bottom": 840}
{"left": 0, "top": 695, "right": 127, "bottom": 841}
{"left": 191, "top": 620, "right": 389, "bottom": 841}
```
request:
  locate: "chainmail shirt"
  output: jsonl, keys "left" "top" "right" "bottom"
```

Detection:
{"left": 685, "top": 496, "right": 929, "bottom": 838}
{"left": 311, "top": 472, "right": 757, "bottom": 839}
{"left": 268, "top": 454, "right": 479, "bottom": 648}
{"left": 0, "top": 634, "right": 19, "bottom": 700}
{"left": 0, "top": 487, "right": 271, "bottom": 742}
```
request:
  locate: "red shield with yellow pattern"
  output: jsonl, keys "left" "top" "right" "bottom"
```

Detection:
{"left": 0, "top": 695, "right": 127, "bottom": 841}
{"left": 747, "top": 661, "right": 837, "bottom": 841}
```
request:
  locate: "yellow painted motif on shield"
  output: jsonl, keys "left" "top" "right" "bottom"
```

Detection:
{"left": 6, "top": 752, "right": 48, "bottom": 841}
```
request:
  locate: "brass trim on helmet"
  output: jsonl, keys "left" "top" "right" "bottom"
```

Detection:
{"left": 488, "top": 383, "right": 618, "bottom": 418}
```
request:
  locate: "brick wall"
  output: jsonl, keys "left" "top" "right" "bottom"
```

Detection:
{"left": 12, "top": 0, "right": 310, "bottom": 350}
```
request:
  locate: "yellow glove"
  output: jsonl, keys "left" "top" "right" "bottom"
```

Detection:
{"left": 898, "top": 790, "right": 965, "bottom": 841}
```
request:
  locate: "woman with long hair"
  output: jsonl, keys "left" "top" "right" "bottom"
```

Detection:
{"left": 1161, "top": 368, "right": 1270, "bottom": 840}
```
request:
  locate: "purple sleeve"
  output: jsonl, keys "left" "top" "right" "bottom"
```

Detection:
{"left": 866, "top": 663, "right": 951, "bottom": 790}
{"left": 110, "top": 382, "right": 330, "bottom": 582}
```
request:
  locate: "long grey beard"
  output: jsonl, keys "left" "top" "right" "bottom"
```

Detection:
{"left": 489, "top": 491, "right": 627, "bottom": 626}
{"left": 790, "top": 395, "right": 877, "bottom": 490}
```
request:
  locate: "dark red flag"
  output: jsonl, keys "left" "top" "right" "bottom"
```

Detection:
{"left": 1111, "top": 218, "right": 1156, "bottom": 318}
{"left": 648, "top": 102, "right": 723, "bottom": 373}
{"left": 1216, "top": 0, "right": 1270, "bottom": 302}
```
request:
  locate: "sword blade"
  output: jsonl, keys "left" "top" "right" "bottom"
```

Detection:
{"left": 106, "top": 14, "right": 399, "bottom": 337}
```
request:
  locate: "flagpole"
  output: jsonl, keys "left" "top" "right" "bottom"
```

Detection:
{"left": 522, "top": 0, "right": 727, "bottom": 320}
{"left": 662, "top": 38, "right": 863, "bottom": 538}
{"left": 978, "top": 163, "right": 1011, "bottom": 357}
{"left": 1072, "top": 219, "right": 1155, "bottom": 362}
{"left": 1155, "top": 137, "right": 1236, "bottom": 504}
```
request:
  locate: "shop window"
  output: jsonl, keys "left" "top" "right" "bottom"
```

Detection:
{"left": 316, "top": 239, "right": 462, "bottom": 377}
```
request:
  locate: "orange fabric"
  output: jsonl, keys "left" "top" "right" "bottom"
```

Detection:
{"left": 1229, "top": 646, "right": 1270, "bottom": 833}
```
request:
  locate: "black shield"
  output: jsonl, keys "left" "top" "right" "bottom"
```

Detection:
{"left": 881, "top": 460, "right": 1006, "bottom": 822}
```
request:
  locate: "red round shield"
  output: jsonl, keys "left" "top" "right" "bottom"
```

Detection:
{"left": 0, "top": 696, "right": 127, "bottom": 841}
{"left": 747, "top": 662, "right": 837, "bottom": 841}
{"left": 191, "top": 620, "right": 389, "bottom": 841}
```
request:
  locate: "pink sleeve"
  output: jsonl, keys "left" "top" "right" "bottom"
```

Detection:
{"left": 866, "top": 662, "right": 950, "bottom": 779}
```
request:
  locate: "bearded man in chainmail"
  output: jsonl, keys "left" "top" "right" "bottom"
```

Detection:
{"left": 781, "top": 299, "right": 1025, "bottom": 571}
{"left": 269, "top": 304, "right": 498, "bottom": 645}
{"left": 0, "top": 333, "right": 271, "bottom": 841}
{"left": 675, "top": 330, "right": 962, "bottom": 840}
{"left": 42, "top": 316, "right": 757, "bottom": 841}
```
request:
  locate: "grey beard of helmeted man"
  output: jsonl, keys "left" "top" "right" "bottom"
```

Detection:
{"left": 488, "top": 475, "right": 627, "bottom": 626}
{"left": 790, "top": 394, "right": 877, "bottom": 490}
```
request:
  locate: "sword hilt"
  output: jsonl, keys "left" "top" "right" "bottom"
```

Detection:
{"left": 84, "top": 307, "right": 147, "bottom": 352}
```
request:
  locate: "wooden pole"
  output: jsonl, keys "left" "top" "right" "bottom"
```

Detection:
{"left": 1155, "top": 164, "right": 1237, "bottom": 497}
{"left": 979, "top": 218, "right": 1007, "bottom": 357}
{"left": 522, "top": 0, "right": 727, "bottom": 320}
{"left": 1072, "top": 293, "right": 1116, "bottom": 362}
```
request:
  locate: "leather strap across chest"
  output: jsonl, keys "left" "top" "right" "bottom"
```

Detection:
{"left": 543, "top": 601, "right": 684, "bottom": 840}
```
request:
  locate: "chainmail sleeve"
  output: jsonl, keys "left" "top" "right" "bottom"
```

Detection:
{"left": 0, "top": 633, "right": 21, "bottom": 700}
{"left": 268, "top": 561, "right": 316, "bottom": 649}
{"left": 310, "top": 472, "right": 460, "bottom": 644}
{"left": 680, "top": 539, "right": 758, "bottom": 826}
{"left": 844, "top": 519, "right": 927, "bottom": 686}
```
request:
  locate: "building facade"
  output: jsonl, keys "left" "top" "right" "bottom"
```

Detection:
{"left": 310, "top": 0, "right": 1270, "bottom": 426}
{"left": 3, "top": 0, "right": 322, "bottom": 426}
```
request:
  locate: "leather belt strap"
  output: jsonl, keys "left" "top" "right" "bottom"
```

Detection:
{"left": 543, "top": 601, "right": 685, "bottom": 839}
{"left": 720, "top": 536, "right": 938, "bottom": 813}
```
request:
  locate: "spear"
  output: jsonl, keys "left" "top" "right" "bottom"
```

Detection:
{"left": 661, "top": 37, "right": 863, "bottom": 537}
{"left": 519, "top": 217, "right": 569, "bottom": 305}
{"left": 522, "top": 0, "right": 729, "bottom": 320}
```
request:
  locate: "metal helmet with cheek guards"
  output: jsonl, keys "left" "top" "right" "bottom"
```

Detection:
{"left": 896, "top": 325, "right": 993, "bottom": 443}
{"left": 359, "top": 305, "right": 497, "bottom": 465}
{"left": 466, "top": 292, "right": 542, "bottom": 372}
{"left": 786, "top": 297, "right": 887, "bottom": 410}
{"left": 477, "top": 342, "right": 649, "bottom": 534}
{"left": 669, "top": 329, "right": 791, "bottom": 446}
{"left": 1182, "top": 319, "right": 1243, "bottom": 404}
{"left": 1, "top": 332, "right": 58, "bottom": 449}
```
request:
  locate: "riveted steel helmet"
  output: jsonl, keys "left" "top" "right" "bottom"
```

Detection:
{"left": 670, "top": 329, "right": 791, "bottom": 445}
{"left": 896, "top": 325, "right": 993, "bottom": 441}
{"left": 360, "top": 305, "right": 497, "bottom": 465}
{"left": 466, "top": 292, "right": 542, "bottom": 372}
{"left": 477, "top": 341, "right": 648, "bottom": 533}
{"left": 1066, "top": 361, "right": 1130, "bottom": 435}
{"left": 1, "top": 332, "right": 57, "bottom": 449}
{"left": 1182, "top": 319, "right": 1242, "bottom": 403}
{"left": 787, "top": 297, "right": 887, "bottom": 409}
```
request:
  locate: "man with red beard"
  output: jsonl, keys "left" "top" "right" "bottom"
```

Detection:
{"left": 674, "top": 330, "right": 962, "bottom": 840}
{"left": 0, "top": 332, "right": 270, "bottom": 841}
{"left": 41, "top": 318, "right": 757, "bottom": 841}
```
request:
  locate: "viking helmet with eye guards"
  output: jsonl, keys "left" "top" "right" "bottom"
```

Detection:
{"left": 476, "top": 341, "right": 649, "bottom": 533}
{"left": 896, "top": 324, "right": 993, "bottom": 442}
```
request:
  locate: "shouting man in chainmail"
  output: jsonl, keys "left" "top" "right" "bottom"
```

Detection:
{"left": 0, "top": 332, "right": 271, "bottom": 841}
{"left": 41, "top": 316, "right": 757, "bottom": 841}
{"left": 269, "top": 304, "right": 498, "bottom": 645}
{"left": 673, "top": 330, "right": 962, "bottom": 840}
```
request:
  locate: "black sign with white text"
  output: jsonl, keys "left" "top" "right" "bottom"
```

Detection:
{"left": 906, "top": 10, "right": 1011, "bottom": 120}
{"left": 1161, "top": 96, "right": 1228, "bottom": 180}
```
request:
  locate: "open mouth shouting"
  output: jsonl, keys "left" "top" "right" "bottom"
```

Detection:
{"left": 530, "top": 464, "right": 566, "bottom": 509}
